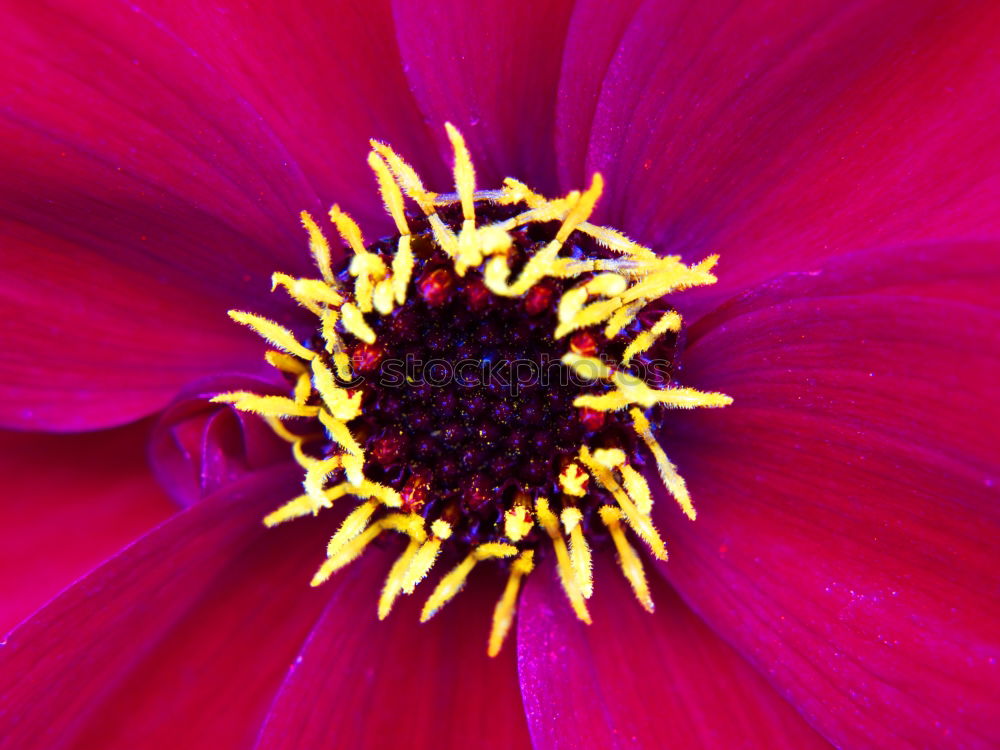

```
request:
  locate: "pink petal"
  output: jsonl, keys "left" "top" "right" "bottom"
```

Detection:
{"left": 256, "top": 562, "right": 532, "bottom": 749}
{"left": 517, "top": 557, "right": 831, "bottom": 749}
{"left": 581, "top": 1, "right": 1000, "bottom": 299}
{"left": 149, "top": 374, "right": 296, "bottom": 507}
{"left": 392, "top": 0, "right": 576, "bottom": 194}
{"left": 0, "top": 464, "right": 333, "bottom": 749}
{"left": 655, "top": 242, "right": 1000, "bottom": 747}
{"left": 0, "top": 421, "right": 175, "bottom": 632}
{"left": 0, "top": 0, "right": 433, "bottom": 430}
{"left": 553, "top": 0, "right": 646, "bottom": 190}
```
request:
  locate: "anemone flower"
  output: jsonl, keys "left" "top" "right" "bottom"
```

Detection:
{"left": 2, "top": 1, "right": 999, "bottom": 748}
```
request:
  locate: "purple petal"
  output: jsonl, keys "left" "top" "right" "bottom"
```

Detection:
{"left": 256, "top": 563, "right": 532, "bottom": 749}
{"left": 655, "top": 240, "right": 1000, "bottom": 747}
{"left": 517, "top": 557, "right": 831, "bottom": 749}
{"left": 0, "top": 464, "right": 333, "bottom": 749}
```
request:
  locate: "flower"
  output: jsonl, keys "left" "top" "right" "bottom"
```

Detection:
{"left": 1, "top": 1, "right": 998, "bottom": 748}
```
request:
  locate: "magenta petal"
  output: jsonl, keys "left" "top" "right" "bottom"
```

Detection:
{"left": 0, "top": 421, "right": 175, "bottom": 632}
{"left": 517, "top": 558, "right": 830, "bottom": 749}
{"left": 149, "top": 374, "right": 295, "bottom": 507}
{"left": 583, "top": 1, "right": 1000, "bottom": 294}
{"left": 0, "top": 464, "right": 332, "bottom": 749}
{"left": 256, "top": 563, "right": 532, "bottom": 749}
{"left": 130, "top": 0, "right": 445, "bottom": 224}
{"left": 0, "top": 0, "right": 435, "bottom": 430}
{"left": 393, "top": 0, "right": 575, "bottom": 194}
{"left": 655, "top": 242, "right": 1000, "bottom": 747}
{"left": 553, "top": 0, "right": 645, "bottom": 190}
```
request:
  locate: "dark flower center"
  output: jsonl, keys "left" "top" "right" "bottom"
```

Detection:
{"left": 214, "top": 124, "right": 730, "bottom": 655}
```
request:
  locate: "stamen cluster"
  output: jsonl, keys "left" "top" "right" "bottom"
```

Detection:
{"left": 214, "top": 124, "right": 731, "bottom": 655}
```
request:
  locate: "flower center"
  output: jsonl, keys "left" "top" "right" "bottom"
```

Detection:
{"left": 214, "top": 124, "right": 731, "bottom": 656}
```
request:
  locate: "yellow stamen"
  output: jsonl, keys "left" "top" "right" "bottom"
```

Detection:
{"left": 504, "top": 505, "right": 534, "bottom": 542}
{"left": 264, "top": 350, "right": 308, "bottom": 375}
{"left": 488, "top": 550, "right": 534, "bottom": 657}
{"left": 379, "top": 517, "right": 427, "bottom": 619}
{"left": 228, "top": 310, "right": 314, "bottom": 361}
{"left": 322, "top": 498, "right": 379, "bottom": 562}
{"left": 401, "top": 519, "right": 452, "bottom": 594}
{"left": 536, "top": 498, "right": 591, "bottom": 624}
{"left": 561, "top": 507, "right": 593, "bottom": 598}
{"left": 211, "top": 392, "right": 318, "bottom": 418}
{"left": 300, "top": 210, "right": 336, "bottom": 284}
{"left": 579, "top": 446, "right": 668, "bottom": 561}
{"left": 559, "top": 463, "right": 589, "bottom": 497}
{"left": 620, "top": 463, "right": 653, "bottom": 517}
{"left": 630, "top": 408, "right": 696, "bottom": 520}
{"left": 369, "top": 139, "right": 439, "bottom": 214}
{"left": 263, "top": 493, "right": 321, "bottom": 527}
{"left": 339, "top": 302, "right": 376, "bottom": 344}
{"left": 621, "top": 310, "right": 682, "bottom": 365}
{"left": 420, "top": 542, "right": 517, "bottom": 622}
{"left": 599, "top": 506, "right": 654, "bottom": 612}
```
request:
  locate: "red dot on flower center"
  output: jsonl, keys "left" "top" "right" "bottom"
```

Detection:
{"left": 418, "top": 268, "right": 454, "bottom": 307}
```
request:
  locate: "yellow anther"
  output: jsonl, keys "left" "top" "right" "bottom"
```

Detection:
{"left": 561, "top": 507, "right": 593, "bottom": 598}
{"left": 554, "top": 297, "right": 624, "bottom": 339}
{"left": 325, "top": 498, "right": 379, "bottom": 558}
{"left": 604, "top": 301, "right": 645, "bottom": 339}
{"left": 311, "top": 358, "right": 363, "bottom": 421}
{"left": 291, "top": 438, "right": 317, "bottom": 469}
{"left": 630, "top": 408, "right": 695, "bottom": 520}
{"left": 317, "top": 412, "right": 364, "bottom": 474}
{"left": 488, "top": 550, "right": 534, "bottom": 657}
{"left": 561, "top": 352, "right": 613, "bottom": 382}
{"left": 431, "top": 519, "right": 453, "bottom": 539}
{"left": 263, "top": 493, "right": 322, "bottom": 527}
{"left": 228, "top": 310, "right": 314, "bottom": 361}
{"left": 498, "top": 177, "right": 546, "bottom": 208}
{"left": 621, "top": 310, "right": 682, "bottom": 365}
{"left": 579, "top": 446, "right": 668, "bottom": 561}
{"left": 312, "top": 507, "right": 383, "bottom": 586}
{"left": 421, "top": 543, "right": 517, "bottom": 622}
{"left": 585, "top": 273, "right": 628, "bottom": 297}
{"left": 303, "top": 454, "right": 344, "bottom": 506}
{"left": 211, "top": 392, "right": 318, "bottom": 419}
{"left": 300, "top": 210, "right": 336, "bottom": 284}
{"left": 340, "top": 302, "right": 376, "bottom": 344}
{"left": 558, "top": 287, "right": 589, "bottom": 324}
{"left": 445, "top": 122, "right": 477, "bottom": 223}
{"left": 367, "top": 151, "right": 410, "bottom": 235}
{"left": 620, "top": 255, "right": 719, "bottom": 304}
{"left": 559, "top": 463, "right": 589, "bottom": 497}
{"left": 612, "top": 371, "right": 733, "bottom": 409}
{"left": 572, "top": 391, "right": 629, "bottom": 412}
{"left": 379, "top": 537, "right": 421, "bottom": 619}
{"left": 271, "top": 272, "right": 344, "bottom": 314}
{"left": 556, "top": 173, "right": 603, "bottom": 244}
{"left": 535, "top": 498, "right": 592, "bottom": 624}
{"left": 504, "top": 506, "right": 534, "bottom": 542}
{"left": 293, "top": 372, "right": 311, "bottom": 405}
{"left": 591, "top": 447, "right": 626, "bottom": 469}
{"left": 599, "top": 506, "right": 654, "bottom": 612}
{"left": 265, "top": 416, "right": 304, "bottom": 444}
{"left": 369, "top": 139, "right": 439, "bottom": 214}
{"left": 401, "top": 519, "right": 452, "bottom": 594}
{"left": 504, "top": 195, "right": 577, "bottom": 229}
{"left": 577, "top": 222, "right": 658, "bottom": 261}
{"left": 391, "top": 235, "right": 414, "bottom": 305}
{"left": 373, "top": 279, "right": 395, "bottom": 316}
{"left": 619, "top": 463, "right": 653, "bottom": 516}
{"left": 265, "top": 350, "right": 308, "bottom": 375}
{"left": 329, "top": 204, "right": 368, "bottom": 258}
